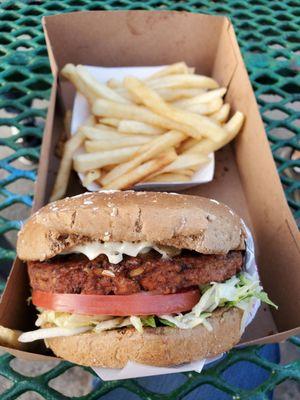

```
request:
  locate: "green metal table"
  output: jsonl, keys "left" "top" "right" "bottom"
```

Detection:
{"left": 0, "top": 1, "right": 299, "bottom": 399}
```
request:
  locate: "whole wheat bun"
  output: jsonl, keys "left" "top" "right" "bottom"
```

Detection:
{"left": 45, "top": 307, "right": 242, "bottom": 368}
{"left": 17, "top": 191, "right": 246, "bottom": 261}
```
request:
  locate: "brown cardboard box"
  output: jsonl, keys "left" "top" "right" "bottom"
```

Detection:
{"left": 0, "top": 10, "right": 299, "bottom": 363}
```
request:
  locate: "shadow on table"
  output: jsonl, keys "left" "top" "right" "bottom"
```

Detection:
{"left": 92, "top": 344, "right": 279, "bottom": 399}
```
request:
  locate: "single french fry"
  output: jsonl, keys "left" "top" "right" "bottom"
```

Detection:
{"left": 84, "top": 115, "right": 96, "bottom": 126}
{"left": 178, "top": 98, "right": 223, "bottom": 115}
{"left": 73, "top": 146, "right": 140, "bottom": 172}
{"left": 124, "top": 77, "right": 226, "bottom": 142}
{"left": 114, "top": 74, "right": 218, "bottom": 91}
{"left": 56, "top": 110, "right": 73, "bottom": 158}
{"left": 185, "top": 111, "right": 245, "bottom": 155}
{"left": 61, "top": 64, "right": 97, "bottom": 104}
{"left": 147, "top": 74, "right": 219, "bottom": 90}
{"left": 103, "top": 150, "right": 177, "bottom": 189}
{"left": 146, "top": 62, "right": 190, "bottom": 80}
{"left": 145, "top": 172, "right": 190, "bottom": 183}
{"left": 101, "top": 164, "right": 117, "bottom": 173}
{"left": 0, "top": 325, "right": 27, "bottom": 350}
{"left": 92, "top": 99, "right": 202, "bottom": 139}
{"left": 84, "top": 136, "right": 152, "bottom": 152}
{"left": 82, "top": 169, "right": 101, "bottom": 187}
{"left": 118, "top": 120, "right": 165, "bottom": 135}
{"left": 224, "top": 111, "right": 244, "bottom": 136}
{"left": 94, "top": 123, "right": 120, "bottom": 132}
{"left": 177, "top": 168, "right": 196, "bottom": 177}
{"left": 50, "top": 130, "right": 85, "bottom": 201}
{"left": 160, "top": 153, "right": 209, "bottom": 173}
{"left": 188, "top": 164, "right": 202, "bottom": 172}
{"left": 64, "top": 110, "right": 72, "bottom": 135}
{"left": 100, "top": 131, "right": 185, "bottom": 186}
{"left": 76, "top": 65, "right": 131, "bottom": 104}
{"left": 178, "top": 138, "right": 199, "bottom": 153}
{"left": 211, "top": 103, "right": 231, "bottom": 123}
{"left": 157, "top": 88, "right": 205, "bottom": 102}
{"left": 100, "top": 118, "right": 121, "bottom": 128}
{"left": 110, "top": 85, "right": 142, "bottom": 103}
{"left": 173, "top": 88, "right": 226, "bottom": 108}
{"left": 117, "top": 87, "right": 206, "bottom": 102}
{"left": 185, "top": 138, "right": 215, "bottom": 155}
{"left": 148, "top": 164, "right": 200, "bottom": 180}
{"left": 112, "top": 89, "right": 137, "bottom": 103}
{"left": 107, "top": 78, "right": 122, "bottom": 89}
{"left": 80, "top": 126, "right": 127, "bottom": 141}
{"left": 82, "top": 126, "right": 151, "bottom": 142}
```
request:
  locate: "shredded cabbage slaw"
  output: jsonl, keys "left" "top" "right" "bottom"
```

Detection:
{"left": 18, "top": 272, "right": 276, "bottom": 343}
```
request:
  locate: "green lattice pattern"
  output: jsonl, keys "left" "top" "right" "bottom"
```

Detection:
{"left": 0, "top": 1, "right": 299, "bottom": 399}
{"left": 0, "top": 339, "right": 299, "bottom": 399}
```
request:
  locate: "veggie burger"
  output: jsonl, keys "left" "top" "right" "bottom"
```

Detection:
{"left": 17, "top": 191, "right": 274, "bottom": 367}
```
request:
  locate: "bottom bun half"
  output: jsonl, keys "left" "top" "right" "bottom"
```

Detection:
{"left": 45, "top": 308, "right": 242, "bottom": 368}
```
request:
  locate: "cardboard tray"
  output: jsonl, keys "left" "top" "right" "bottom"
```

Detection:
{"left": 0, "top": 10, "right": 299, "bottom": 363}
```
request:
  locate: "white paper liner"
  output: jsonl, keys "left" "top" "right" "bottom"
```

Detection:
{"left": 92, "top": 223, "right": 260, "bottom": 381}
{"left": 70, "top": 65, "right": 215, "bottom": 192}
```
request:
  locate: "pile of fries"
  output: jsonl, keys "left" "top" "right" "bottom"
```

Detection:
{"left": 50, "top": 62, "right": 244, "bottom": 201}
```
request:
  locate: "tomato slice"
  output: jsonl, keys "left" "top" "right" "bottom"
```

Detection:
{"left": 32, "top": 289, "right": 200, "bottom": 316}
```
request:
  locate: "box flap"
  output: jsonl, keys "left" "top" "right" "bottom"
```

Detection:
{"left": 225, "top": 23, "right": 300, "bottom": 331}
{"left": 43, "top": 11, "right": 225, "bottom": 74}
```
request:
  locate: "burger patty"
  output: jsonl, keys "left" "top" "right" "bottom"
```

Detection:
{"left": 28, "top": 250, "right": 243, "bottom": 295}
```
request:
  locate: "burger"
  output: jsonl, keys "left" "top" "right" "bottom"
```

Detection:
{"left": 17, "top": 191, "right": 275, "bottom": 367}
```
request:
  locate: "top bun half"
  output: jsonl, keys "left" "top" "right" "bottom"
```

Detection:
{"left": 17, "top": 191, "right": 246, "bottom": 261}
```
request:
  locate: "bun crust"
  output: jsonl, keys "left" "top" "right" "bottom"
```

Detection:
{"left": 17, "top": 191, "right": 246, "bottom": 261}
{"left": 45, "top": 307, "right": 242, "bottom": 368}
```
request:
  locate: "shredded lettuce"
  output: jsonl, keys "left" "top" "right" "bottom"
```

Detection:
{"left": 18, "top": 326, "right": 91, "bottom": 343}
{"left": 35, "top": 311, "right": 112, "bottom": 329}
{"left": 158, "top": 318, "right": 176, "bottom": 327}
{"left": 141, "top": 316, "right": 156, "bottom": 328}
{"left": 130, "top": 316, "right": 143, "bottom": 333}
{"left": 95, "top": 318, "right": 127, "bottom": 332}
{"left": 251, "top": 291, "right": 277, "bottom": 309}
{"left": 159, "top": 272, "right": 276, "bottom": 331}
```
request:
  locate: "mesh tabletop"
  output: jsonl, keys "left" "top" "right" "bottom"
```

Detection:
{"left": 0, "top": 0, "right": 299, "bottom": 399}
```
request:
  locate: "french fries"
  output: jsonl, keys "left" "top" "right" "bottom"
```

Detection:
{"left": 124, "top": 77, "right": 226, "bottom": 141}
{"left": 73, "top": 146, "right": 140, "bottom": 172}
{"left": 144, "top": 173, "right": 190, "bottom": 183}
{"left": 160, "top": 154, "right": 209, "bottom": 173}
{"left": 158, "top": 88, "right": 206, "bottom": 102}
{"left": 179, "top": 138, "right": 199, "bottom": 153}
{"left": 178, "top": 98, "right": 223, "bottom": 115}
{"left": 173, "top": 88, "right": 226, "bottom": 107}
{"left": 50, "top": 130, "right": 85, "bottom": 202}
{"left": 146, "top": 62, "right": 190, "bottom": 80}
{"left": 118, "top": 120, "right": 165, "bottom": 135}
{"left": 61, "top": 64, "right": 130, "bottom": 105}
{"left": 61, "top": 64, "right": 97, "bottom": 104}
{"left": 101, "top": 131, "right": 185, "bottom": 186}
{"left": 104, "top": 150, "right": 177, "bottom": 190}
{"left": 0, "top": 326, "right": 28, "bottom": 350}
{"left": 84, "top": 136, "right": 152, "bottom": 152}
{"left": 184, "top": 112, "right": 245, "bottom": 155}
{"left": 147, "top": 74, "right": 219, "bottom": 90}
{"left": 211, "top": 103, "right": 231, "bottom": 123}
{"left": 82, "top": 169, "right": 101, "bottom": 187}
{"left": 93, "top": 99, "right": 202, "bottom": 138}
{"left": 50, "top": 62, "right": 245, "bottom": 197}
{"left": 100, "top": 118, "right": 120, "bottom": 127}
